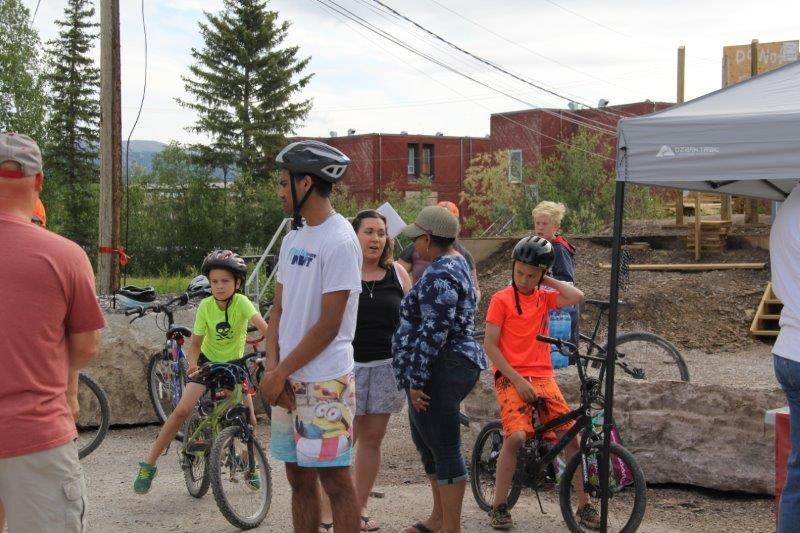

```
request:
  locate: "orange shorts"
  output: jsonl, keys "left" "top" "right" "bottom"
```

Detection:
{"left": 495, "top": 373, "right": 574, "bottom": 440}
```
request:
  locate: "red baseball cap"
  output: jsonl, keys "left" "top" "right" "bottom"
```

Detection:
{"left": 0, "top": 132, "right": 43, "bottom": 178}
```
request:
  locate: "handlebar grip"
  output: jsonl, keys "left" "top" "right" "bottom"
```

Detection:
{"left": 124, "top": 306, "right": 143, "bottom": 316}
{"left": 536, "top": 334, "right": 560, "bottom": 345}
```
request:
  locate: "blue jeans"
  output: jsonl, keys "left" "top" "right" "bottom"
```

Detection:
{"left": 774, "top": 353, "right": 800, "bottom": 533}
{"left": 408, "top": 351, "right": 481, "bottom": 485}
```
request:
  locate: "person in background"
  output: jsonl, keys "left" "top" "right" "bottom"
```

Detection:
{"left": 770, "top": 184, "right": 800, "bottom": 533}
{"left": 392, "top": 206, "right": 487, "bottom": 533}
{"left": 319, "top": 210, "right": 412, "bottom": 532}
{"left": 533, "top": 201, "right": 579, "bottom": 344}
{"left": 0, "top": 132, "right": 106, "bottom": 532}
{"left": 397, "top": 201, "right": 481, "bottom": 303}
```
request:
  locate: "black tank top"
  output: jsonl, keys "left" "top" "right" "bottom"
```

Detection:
{"left": 352, "top": 265, "right": 404, "bottom": 364}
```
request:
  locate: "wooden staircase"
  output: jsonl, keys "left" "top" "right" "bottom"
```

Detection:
{"left": 750, "top": 283, "right": 783, "bottom": 338}
{"left": 685, "top": 220, "right": 732, "bottom": 253}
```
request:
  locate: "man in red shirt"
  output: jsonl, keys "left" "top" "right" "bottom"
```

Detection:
{"left": 0, "top": 132, "right": 106, "bottom": 532}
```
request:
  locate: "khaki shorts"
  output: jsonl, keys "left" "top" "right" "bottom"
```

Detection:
{"left": 0, "top": 441, "right": 87, "bottom": 532}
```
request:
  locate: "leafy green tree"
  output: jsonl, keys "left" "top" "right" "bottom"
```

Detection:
{"left": 42, "top": 0, "right": 100, "bottom": 247}
{"left": 0, "top": 0, "right": 48, "bottom": 142}
{"left": 178, "top": 0, "right": 312, "bottom": 178}
{"left": 459, "top": 152, "right": 517, "bottom": 232}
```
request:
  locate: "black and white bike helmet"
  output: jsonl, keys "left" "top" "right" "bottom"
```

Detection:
{"left": 187, "top": 275, "right": 211, "bottom": 296}
{"left": 201, "top": 250, "right": 247, "bottom": 284}
{"left": 510, "top": 236, "right": 555, "bottom": 315}
{"left": 276, "top": 140, "right": 351, "bottom": 228}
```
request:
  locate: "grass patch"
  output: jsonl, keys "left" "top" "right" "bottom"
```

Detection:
{"left": 124, "top": 275, "right": 194, "bottom": 295}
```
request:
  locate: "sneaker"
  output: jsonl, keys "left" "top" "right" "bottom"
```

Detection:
{"left": 245, "top": 469, "right": 261, "bottom": 491}
{"left": 490, "top": 503, "right": 514, "bottom": 530}
{"left": 133, "top": 462, "right": 157, "bottom": 494}
{"left": 576, "top": 503, "right": 601, "bottom": 530}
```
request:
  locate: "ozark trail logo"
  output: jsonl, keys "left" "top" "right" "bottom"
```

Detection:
{"left": 289, "top": 247, "right": 317, "bottom": 267}
{"left": 656, "top": 145, "right": 675, "bottom": 157}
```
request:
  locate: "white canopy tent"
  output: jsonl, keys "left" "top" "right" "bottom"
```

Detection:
{"left": 617, "top": 59, "right": 800, "bottom": 199}
{"left": 596, "top": 60, "right": 800, "bottom": 530}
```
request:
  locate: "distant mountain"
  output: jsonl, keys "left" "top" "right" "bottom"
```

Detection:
{"left": 121, "top": 140, "right": 230, "bottom": 180}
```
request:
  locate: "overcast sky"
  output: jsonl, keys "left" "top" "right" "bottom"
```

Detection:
{"left": 27, "top": 0, "right": 800, "bottom": 144}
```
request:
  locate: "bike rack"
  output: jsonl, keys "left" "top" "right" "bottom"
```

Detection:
{"left": 244, "top": 217, "right": 292, "bottom": 317}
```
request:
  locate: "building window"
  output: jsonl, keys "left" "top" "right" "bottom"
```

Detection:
{"left": 421, "top": 144, "right": 434, "bottom": 178}
{"left": 508, "top": 149, "right": 523, "bottom": 183}
{"left": 407, "top": 144, "right": 418, "bottom": 178}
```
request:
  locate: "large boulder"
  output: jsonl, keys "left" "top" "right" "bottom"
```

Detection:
{"left": 83, "top": 308, "right": 197, "bottom": 425}
{"left": 462, "top": 371, "right": 785, "bottom": 494}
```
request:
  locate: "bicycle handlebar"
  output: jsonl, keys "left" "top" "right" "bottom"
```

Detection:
{"left": 126, "top": 290, "right": 206, "bottom": 322}
{"left": 536, "top": 335, "right": 606, "bottom": 365}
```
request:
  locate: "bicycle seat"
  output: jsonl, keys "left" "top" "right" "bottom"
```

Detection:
{"left": 167, "top": 326, "right": 193, "bottom": 339}
{"left": 584, "top": 298, "right": 625, "bottom": 310}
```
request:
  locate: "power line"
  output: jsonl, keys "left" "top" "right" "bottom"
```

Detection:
{"left": 351, "top": 0, "right": 623, "bottom": 131}
{"left": 310, "top": 0, "right": 614, "bottom": 162}
{"left": 425, "top": 0, "right": 647, "bottom": 106}
{"left": 323, "top": 0, "right": 617, "bottom": 136}
{"left": 32, "top": 0, "right": 42, "bottom": 22}
{"left": 123, "top": 0, "right": 148, "bottom": 284}
{"left": 369, "top": 0, "right": 633, "bottom": 121}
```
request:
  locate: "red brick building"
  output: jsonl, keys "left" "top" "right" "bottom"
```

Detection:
{"left": 300, "top": 133, "right": 490, "bottom": 206}
{"left": 299, "top": 101, "right": 672, "bottom": 206}
{"left": 488, "top": 101, "right": 673, "bottom": 177}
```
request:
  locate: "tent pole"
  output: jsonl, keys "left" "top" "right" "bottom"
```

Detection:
{"left": 600, "top": 180, "right": 626, "bottom": 532}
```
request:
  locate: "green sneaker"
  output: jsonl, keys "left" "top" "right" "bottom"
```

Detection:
{"left": 576, "top": 503, "right": 601, "bottom": 530}
{"left": 134, "top": 462, "right": 157, "bottom": 494}
{"left": 490, "top": 503, "right": 514, "bottom": 530}
{"left": 245, "top": 469, "right": 261, "bottom": 491}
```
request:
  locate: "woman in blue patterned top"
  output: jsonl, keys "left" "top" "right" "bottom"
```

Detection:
{"left": 392, "top": 206, "right": 487, "bottom": 533}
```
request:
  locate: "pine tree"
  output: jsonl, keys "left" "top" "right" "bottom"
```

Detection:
{"left": 42, "top": 0, "right": 100, "bottom": 246}
{"left": 178, "top": 0, "right": 312, "bottom": 179}
{"left": 0, "top": 0, "right": 48, "bottom": 142}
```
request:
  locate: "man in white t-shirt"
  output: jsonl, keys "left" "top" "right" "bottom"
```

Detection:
{"left": 260, "top": 140, "right": 362, "bottom": 533}
{"left": 771, "top": 184, "right": 800, "bottom": 533}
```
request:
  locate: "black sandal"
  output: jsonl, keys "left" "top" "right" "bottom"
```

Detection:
{"left": 408, "top": 522, "right": 434, "bottom": 533}
{"left": 319, "top": 522, "right": 334, "bottom": 533}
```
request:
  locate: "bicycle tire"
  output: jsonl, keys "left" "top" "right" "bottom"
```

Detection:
{"left": 76, "top": 372, "right": 111, "bottom": 459}
{"left": 558, "top": 442, "right": 646, "bottom": 533}
{"left": 470, "top": 421, "right": 522, "bottom": 512}
{"left": 209, "top": 425, "right": 272, "bottom": 530}
{"left": 147, "top": 348, "right": 187, "bottom": 439}
{"left": 601, "top": 331, "right": 689, "bottom": 384}
{"left": 179, "top": 411, "right": 211, "bottom": 498}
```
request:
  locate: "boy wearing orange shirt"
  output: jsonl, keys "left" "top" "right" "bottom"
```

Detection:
{"left": 483, "top": 236, "right": 599, "bottom": 530}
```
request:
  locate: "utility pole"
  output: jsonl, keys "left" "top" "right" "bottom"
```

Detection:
{"left": 98, "top": 0, "right": 122, "bottom": 294}
{"left": 675, "top": 46, "right": 685, "bottom": 226}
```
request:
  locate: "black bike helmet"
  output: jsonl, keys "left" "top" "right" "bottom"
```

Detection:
{"left": 512, "top": 235, "right": 555, "bottom": 270}
{"left": 201, "top": 250, "right": 247, "bottom": 284}
{"left": 510, "top": 236, "right": 554, "bottom": 315}
{"left": 275, "top": 140, "right": 351, "bottom": 229}
{"left": 116, "top": 285, "right": 156, "bottom": 302}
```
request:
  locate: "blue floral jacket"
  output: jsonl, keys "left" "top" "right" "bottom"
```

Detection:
{"left": 391, "top": 254, "right": 487, "bottom": 390}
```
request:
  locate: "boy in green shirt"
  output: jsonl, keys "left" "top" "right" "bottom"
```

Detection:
{"left": 134, "top": 250, "right": 269, "bottom": 494}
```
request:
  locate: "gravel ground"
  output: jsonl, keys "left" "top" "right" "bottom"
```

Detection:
{"left": 81, "top": 419, "right": 774, "bottom": 532}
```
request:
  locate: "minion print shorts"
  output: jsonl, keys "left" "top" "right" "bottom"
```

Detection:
{"left": 271, "top": 373, "right": 356, "bottom": 468}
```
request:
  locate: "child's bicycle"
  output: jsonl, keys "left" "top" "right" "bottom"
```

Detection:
{"left": 470, "top": 335, "right": 647, "bottom": 533}
{"left": 178, "top": 353, "right": 272, "bottom": 530}
{"left": 126, "top": 290, "right": 206, "bottom": 439}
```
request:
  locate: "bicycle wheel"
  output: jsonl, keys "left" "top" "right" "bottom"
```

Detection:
{"left": 76, "top": 373, "right": 111, "bottom": 459}
{"left": 470, "top": 421, "right": 522, "bottom": 512}
{"left": 147, "top": 348, "right": 187, "bottom": 438}
{"left": 209, "top": 425, "right": 271, "bottom": 530}
{"left": 178, "top": 411, "right": 211, "bottom": 498}
{"left": 603, "top": 332, "right": 689, "bottom": 383}
{"left": 558, "top": 442, "right": 646, "bottom": 533}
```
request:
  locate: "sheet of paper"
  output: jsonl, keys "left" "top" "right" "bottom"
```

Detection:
{"left": 376, "top": 202, "right": 407, "bottom": 239}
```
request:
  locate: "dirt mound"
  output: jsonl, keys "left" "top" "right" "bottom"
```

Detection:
{"left": 476, "top": 237, "right": 772, "bottom": 353}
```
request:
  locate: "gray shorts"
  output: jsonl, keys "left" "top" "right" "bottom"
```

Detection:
{"left": 0, "top": 440, "right": 87, "bottom": 532}
{"left": 355, "top": 361, "right": 405, "bottom": 416}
